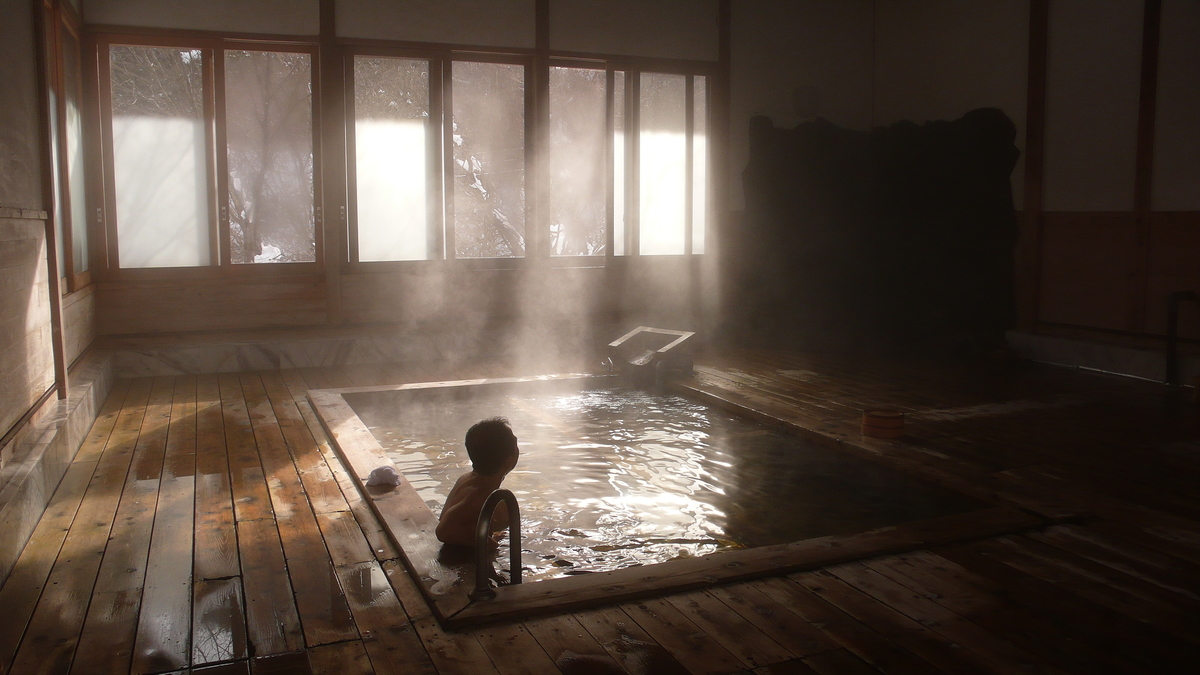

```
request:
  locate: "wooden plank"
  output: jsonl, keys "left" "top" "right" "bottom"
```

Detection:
{"left": 794, "top": 570, "right": 998, "bottom": 675}
{"left": 1030, "top": 524, "right": 1200, "bottom": 600}
{"left": 865, "top": 550, "right": 1153, "bottom": 675}
{"left": 754, "top": 576, "right": 941, "bottom": 675}
{"left": 619, "top": 597, "right": 746, "bottom": 674}
{"left": 473, "top": 623, "right": 560, "bottom": 675}
{"left": 0, "top": 378, "right": 128, "bottom": 672}
{"left": 380, "top": 559, "right": 499, "bottom": 675}
{"left": 798, "top": 649, "right": 882, "bottom": 675}
{"left": 705, "top": 582, "right": 841, "bottom": 659}
{"left": 191, "top": 578, "right": 248, "bottom": 666}
{"left": 307, "top": 640, "right": 373, "bottom": 675}
{"left": 975, "top": 535, "right": 1200, "bottom": 644}
{"left": 131, "top": 376, "right": 197, "bottom": 674}
{"left": 522, "top": 613, "right": 623, "bottom": 674}
{"left": 251, "top": 651, "right": 313, "bottom": 674}
{"left": 6, "top": 378, "right": 154, "bottom": 675}
{"left": 663, "top": 590, "right": 794, "bottom": 669}
{"left": 753, "top": 657, "right": 822, "bottom": 675}
{"left": 334, "top": 561, "right": 437, "bottom": 675}
{"left": 236, "top": 518, "right": 304, "bottom": 657}
{"left": 449, "top": 506, "right": 1041, "bottom": 626}
{"left": 315, "top": 510, "right": 376, "bottom": 567}
{"left": 274, "top": 514, "right": 358, "bottom": 647}
{"left": 936, "top": 542, "right": 1198, "bottom": 675}
{"left": 280, "top": 369, "right": 399, "bottom": 563}
{"left": 825, "top": 561, "right": 1068, "bottom": 675}
{"left": 259, "top": 371, "right": 348, "bottom": 514}
{"left": 70, "top": 376, "right": 177, "bottom": 674}
{"left": 194, "top": 374, "right": 239, "bottom": 581}
{"left": 573, "top": 604, "right": 692, "bottom": 675}
{"left": 239, "top": 372, "right": 357, "bottom": 647}
{"left": 218, "top": 373, "right": 273, "bottom": 523}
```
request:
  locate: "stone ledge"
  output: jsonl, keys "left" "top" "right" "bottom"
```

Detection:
{"left": 0, "top": 350, "right": 115, "bottom": 586}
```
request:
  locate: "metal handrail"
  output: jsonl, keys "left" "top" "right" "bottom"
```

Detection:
{"left": 469, "top": 489, "right": 522, "bottom": 601}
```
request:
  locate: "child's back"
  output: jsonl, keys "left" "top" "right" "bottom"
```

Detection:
{"left": 435, "top": 418, "right": 520, "bottom": 548}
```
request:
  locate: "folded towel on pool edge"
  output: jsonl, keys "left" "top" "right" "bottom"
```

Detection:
{"left": 365, "top": 466, "right": 402, "bottom": 486}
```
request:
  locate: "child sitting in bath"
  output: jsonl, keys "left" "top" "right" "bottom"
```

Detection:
{"left": 435, "top": 417, "right": 520, "bottom": 548}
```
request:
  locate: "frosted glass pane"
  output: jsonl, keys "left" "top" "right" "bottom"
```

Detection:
{"left": 692, "top": 75, "right": 706, "bottom": 255}
{"left": 226, "top": 50, "right": 314, "bottom": 263}
{"left": 549, "top": 67, "right": 606, "bottom": 256}
{"left": 452, "top": 61, "right": 525, "bottom": 258}
{"left": 613, "top": 72, "right": 626, "bottom": 256}
{"left": 354, "top": 57, "right": 430, "bottom": 262}
{"left": 110, "top": 46, "right": 210, "bottom": 268}
{"left": 639, "top": 72, "right": 686, "bottom": 256}
{"left": 63, "top": 29, "right": 88, "bottom": 273}
{"left": 49, "top": 82, "right": 65, "bottom": 276}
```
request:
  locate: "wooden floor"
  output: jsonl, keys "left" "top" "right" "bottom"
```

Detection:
{"left": 1, "top": 348, "right": 1198, "bottom": 674}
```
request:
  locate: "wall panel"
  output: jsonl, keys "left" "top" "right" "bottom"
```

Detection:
{"left": 84, "top": 0, "right": 320, "bottom": 35}
{"left": 1143, "top": 212, "right": 1200, "bottom": 339}
{"left": 96, "top": 276, "right": 327, "bottom": 334}
{"left": 1041, "top": 0, "right": 1142, "bottom": 211}
{"left": 728, "top": 0, "right": 873, "bottom": 210}
{"left": 0, "top": 216, "right": 56, "bottom": 437}
{"left": 1151, "top": 0, "right": 1200, "bottom": 211}
{"left": 1038, "top": 213, "right": 1137, "bottom": 331}
{"left": 550, "top": 0, "right": 719, "bottom": 61}
{"left": 337, "top": 0, "right": 536, "bottom": 47}
{"left": 872, "top": 0, "right": 1029, "bottom": 205}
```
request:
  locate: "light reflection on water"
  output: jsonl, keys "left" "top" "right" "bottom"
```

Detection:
{"left": 347, "top": 386, "right": 983, "bottom": 581}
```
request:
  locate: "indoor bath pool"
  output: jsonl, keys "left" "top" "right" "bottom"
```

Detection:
{"left": 343, "top": 382, "right": 986, "bottom": 582}
{"left": 311, "top": 374, "right": 1037, "bottom": 626}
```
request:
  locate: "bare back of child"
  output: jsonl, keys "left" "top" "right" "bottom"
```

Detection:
{"left": 435, "top": 417, "right": 520, "bottom": 548}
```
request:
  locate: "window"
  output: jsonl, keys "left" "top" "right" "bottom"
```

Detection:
{"left": 41, "top": 0, "right": 90, "bottom": 290}
{"left": 225, "top": 50, "right": 315, "bottom": 264}
{"left": 109, "top": 45, "right": 210, "bottom": 268}
{"left": 101, "top": 39, "right": 318, "bottom": 270}
{"left": 342, "top": 56, "right": 716, "bottom": 267}
{"left": 352, "top": 56, "right": 432, "bottom": 262}
{"left": 548, "top": 66, "right": 606, "bottom": 256}
{"left": 450, "top": 61, "right": 526, "bottom": 259}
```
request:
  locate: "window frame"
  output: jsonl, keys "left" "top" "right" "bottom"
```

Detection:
{"left": 343, "top": 50, "right": 716, "bottom": 272}
{"left": 41, "top": 0, "right": 92, "bottom": 293}
{"left": 93, "top": 32, "right": 324, "bottom": 279}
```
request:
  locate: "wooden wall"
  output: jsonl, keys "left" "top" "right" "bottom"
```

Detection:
{"left": 0, "top": 210, "right": 57, "bottom": 440}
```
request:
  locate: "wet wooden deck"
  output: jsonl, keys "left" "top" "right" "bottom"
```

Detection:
{"left": 1, "top": 348, "right": 1197, "bottom": 674}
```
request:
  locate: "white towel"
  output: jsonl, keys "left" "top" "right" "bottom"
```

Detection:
{"left": 365, "top": 465, "right": 402, "bottom": 486}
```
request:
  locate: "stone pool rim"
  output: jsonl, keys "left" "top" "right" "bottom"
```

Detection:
{"left": 309, "top": 373, "right": 1048, "bottom": 628}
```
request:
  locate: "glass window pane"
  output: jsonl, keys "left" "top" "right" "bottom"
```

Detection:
{"left": 549, "top": 66, "right": 605, "bottom": 256}
{"left": 47, "top": 40, "right": 65, "bottom": 276}
{"left": 353, "top": 56, "right": 430, "bottom": 262}
{"left": 452, "top": 61, "right": 525, "bottom": 259}
{"left": 63, "top": 28, "right": 88, "bottom": 273}
{"left": 692, "top": 75, "right": 707, "bottom": 255}
{"left": 225, "top": 50, "right": 314, "bottom": 264}
{"left": 639, "top": 72, "right": 687, "bottom": 255}
{"left": 110, "top": 45, "right": 210, "bottom": 268}
{"left": 614, "top": 71, "right": 625, "bottom": 256}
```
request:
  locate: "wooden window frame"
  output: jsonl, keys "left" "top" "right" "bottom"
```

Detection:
{"left": 342, "top": 50, "right": 716, "bottom": 274}
{"left": 41, "top": 0, "right": 92, "bottom": 294}
{"left": 92, "top": 31, "right": 323, "bottom": 280}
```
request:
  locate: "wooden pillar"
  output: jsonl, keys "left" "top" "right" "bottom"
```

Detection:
{"left": 1128, "top": 0, "right": 1162, "bottom": 333}
{"left": 1016, "top": 0, "right": 1049, "bottom": 332}
{"left": 33, "top": 0, "right": 68, "bottom": 399}
{"left": 319, "top": 0, "right": 345, "bottom": 324}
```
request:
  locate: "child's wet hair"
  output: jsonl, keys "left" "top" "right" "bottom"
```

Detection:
{"left": 465, "top": 417, "right": 516, "bottom": 475}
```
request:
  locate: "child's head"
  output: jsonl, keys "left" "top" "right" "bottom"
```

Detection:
{"left": 464, "top": 417, "right": 519, "bottom": 476}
